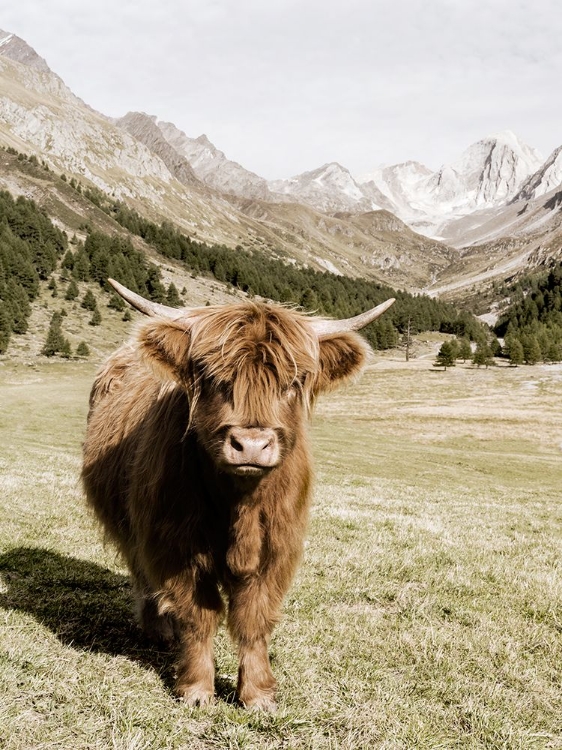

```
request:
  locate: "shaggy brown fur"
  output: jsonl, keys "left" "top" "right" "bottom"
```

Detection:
{"left": 82, "top": 300, "right": 370, "bottom": 710}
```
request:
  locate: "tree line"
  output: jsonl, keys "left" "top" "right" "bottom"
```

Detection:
{"left": 0, "top": 188, "right": 170, "bottom": 354}
{"left": 0, "top": 190, "right": 68, "bottom": 353}
{"left": 494, "top": 263, "right": 562, "bottom": 364}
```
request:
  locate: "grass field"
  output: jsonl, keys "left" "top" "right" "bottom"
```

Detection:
{"left": 1, "top": 351, "right": 561, "bottom": 749}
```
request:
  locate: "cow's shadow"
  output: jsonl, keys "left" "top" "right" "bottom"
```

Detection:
{"left": 0, "top": 546, "right": 236, "bottom": 703}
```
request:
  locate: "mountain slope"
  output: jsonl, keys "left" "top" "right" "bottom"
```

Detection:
{"left": 513, "top": 145, "right": 562, "bottom": 203}
{"left": 156, "top": 119, "right": 276, "bottom": 200}
{"left": 116, "top": 112, "right": 201, "bottom": 188}
{"left": 0, "top": 37, "right": 455, "bottom": 291}
{"left": 1, "top": 27, "right": 561, "bottom": 302}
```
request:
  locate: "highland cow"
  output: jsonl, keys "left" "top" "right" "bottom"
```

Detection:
{"left": 82, "top": 278, "right": 394, "bottom": 710}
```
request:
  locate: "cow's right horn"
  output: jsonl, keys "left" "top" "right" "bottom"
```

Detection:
{"left": 108, "top": 278, "right": 188, "bottom": 319}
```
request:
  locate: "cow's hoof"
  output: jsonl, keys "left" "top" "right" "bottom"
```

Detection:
{"left": 177, "top": 684, "right": 215, "bottom": 707}
{"left": 240, "top": 692, "right": 277, "bottom": 712}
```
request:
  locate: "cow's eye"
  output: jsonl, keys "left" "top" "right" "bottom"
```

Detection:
{"left": 285, "top": 375, "right": 306, "bottom": 398}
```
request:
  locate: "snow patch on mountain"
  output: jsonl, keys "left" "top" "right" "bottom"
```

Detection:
{"left": 356, "top": 131, "right": 545, "bottom": 241}
{"left": 269, "top": 162, "right": 381, "bottom": 214}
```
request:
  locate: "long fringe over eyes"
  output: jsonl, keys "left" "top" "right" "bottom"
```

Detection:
{"left": 187, "top": 303, "right": 319, "bottom": 423}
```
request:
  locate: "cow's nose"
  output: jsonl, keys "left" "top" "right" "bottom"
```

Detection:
{"left": 225, "top": 427, "right": 279, "bottom": 467}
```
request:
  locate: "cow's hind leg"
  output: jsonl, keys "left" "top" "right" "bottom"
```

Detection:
{"left": 132, "top": 571, "right": 181, "bottom": 646}
{"left": 133, "top": 584, "right": 180, "bottom": 647}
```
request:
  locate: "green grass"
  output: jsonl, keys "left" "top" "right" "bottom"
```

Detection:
{"left": 1, "top": 354, "right": 561, "bottom": 748}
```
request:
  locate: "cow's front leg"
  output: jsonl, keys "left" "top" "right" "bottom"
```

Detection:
{"left": 228, "top": 578, "right": 282, "bottom": 711}
{"left": 168, "top": 574, "right": 224, "bottom": 706}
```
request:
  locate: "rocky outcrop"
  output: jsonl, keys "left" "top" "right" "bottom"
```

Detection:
{"left": 116, "top": 112, "right": 201, "bottom": 188}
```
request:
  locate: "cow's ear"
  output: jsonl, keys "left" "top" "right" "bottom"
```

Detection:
{"left": 314, "top": 332, "right": 368, "bottom": 393}
{"left": 137, "top": 319, "right": 192, "bottom": 382}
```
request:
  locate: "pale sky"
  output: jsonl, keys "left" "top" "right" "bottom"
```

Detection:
{"left": 2, "top": 0, "right": 561, "bottom": 179}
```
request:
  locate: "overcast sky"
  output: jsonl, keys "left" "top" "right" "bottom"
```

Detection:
{"left": 3, "top": 1, "right": 561, "bottom": 179}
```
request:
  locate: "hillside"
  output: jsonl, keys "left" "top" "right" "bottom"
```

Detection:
{"left": 0, "top": 163, "right": 486, "bottom": 364}
{"left": 0, "top": 46, "right": 454, "bottom": 292}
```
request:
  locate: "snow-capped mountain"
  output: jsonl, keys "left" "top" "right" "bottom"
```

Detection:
{"left": 269, "top": 162, "right": 381, "bottom": 214}
{"left": 0, "top": 31, "right": 454, "bottom": 290}
{"left": 357, "top": 131, "right": 544, "bottom": 240}
{"left": 425, "top": 131, "right": 542, "bottom": 207}
{"left": 357, "top": 161, "right": 434, "bottom": 218}
{"left": 263, "top": 132, "right": 547, "bottom": 244}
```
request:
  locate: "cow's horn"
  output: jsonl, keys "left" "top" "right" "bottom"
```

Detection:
{"left": 310, "top": 297, "right": 395, "bottom": 336}
{"left": 108, "top": 278, "right": 186, "bottom": 319}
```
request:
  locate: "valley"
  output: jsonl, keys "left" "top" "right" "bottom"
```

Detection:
{"left": 0, "top": 27, "right": 561, "bottom": 306}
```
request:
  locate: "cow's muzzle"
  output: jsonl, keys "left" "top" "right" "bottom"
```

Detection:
{"left": 222, "top": 427, "right": 280, "bottom": 475}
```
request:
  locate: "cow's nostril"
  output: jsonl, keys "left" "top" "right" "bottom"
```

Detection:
{"left": 230, "top": 435, "right": 244, "bottom": 453}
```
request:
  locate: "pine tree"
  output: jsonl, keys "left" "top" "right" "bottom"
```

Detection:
{"left": 81, "top": 289, "right": 97, "bottom": 311}
{"left": 89, "top": 308, "right": 102, "bottom": 326}
{"left": 508, "top": 338, "right": 524, "bottom": 366}
{"left": 434, "top": 341, "right": 456, "bottom": 370}
{"left": 0, "top": 302, "right": 11, "bottom": 354}
{"left": 61, "top": 249, "right": 75, "bottom": 270}
{"left": 472, "top": 341, "right": 494, "bottom": 368}
{"left": 6, "top": 279, "right": 31, "bottom": 334}
{"left": 300, "top": 288, "right": 319, "bottom": 311}
{"left": 76, "top": 341, "right": 90, "bottom": 357}
{"left": 65, "top": 279, "right": 79, "bottom": 301}
{"left": 522, "top": 335, "right": 541, "bottom": 365}
{"left": 42, "top": 312, "right": 71, "bottom": 357}
{"left": 547, "top": 341, "right": 561, "bottom": 363}
{"left": 458, "top": 337, "right": 472, "bottom": 362}
{"left": 166, "top": 282, "right": 181, "bottom": 307}
{"left": 449, "top": 337, "right": 460, "bottom": 360}
{"left": 72, "top": 249, "right": 90, "bottom": 281}
{"left": 490, "top": 336, "right": 502, "bottom": 357}
{"left": 108, "top": 293, "right": 125, "bottom": 311}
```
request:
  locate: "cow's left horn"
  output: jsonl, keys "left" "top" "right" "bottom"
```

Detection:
{"left": 310, "top": 298, "right": 395, "bottom": 336}
{"left": 108, "top": 278, "right": 187, "bottom": 319}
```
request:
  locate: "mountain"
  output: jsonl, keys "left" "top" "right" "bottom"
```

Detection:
{"left": 265, "top": 133, "right": 547, "bottom": 246}
{"left": 155, "top": 120, "right": 275, "bottom": 201}
{"left": 0, "top": 33, "right": 455, "bottom": 291}
{"left": 425, "top": 131, "right": 542, "bottom": 207}
{"left": 358, "top": 132, "right": 544, "bottom": 242}
{"left": 0, "top": 29, "right": 52, "bottom": 73}
{"left": 1, "top": 27, "right": 561, "bottom": 303}
{"left": 116, "top": 112, "right": 201, "bottom": 188}
{"left": 357, "top": 161, "right": 434, "bottom": 219}
{"left": 269, "top": 162, "right": 380, "bottom": 214}
{"left": 513, "top": 145, "right": 562, "bottom": 202}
